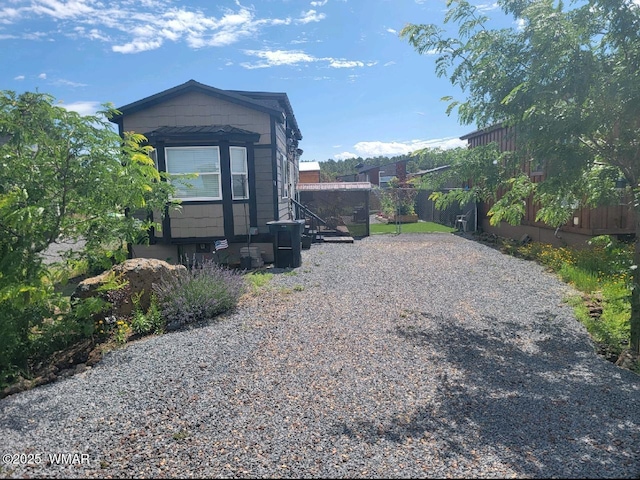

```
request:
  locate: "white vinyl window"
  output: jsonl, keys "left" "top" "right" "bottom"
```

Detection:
{"left": 165, "top": 146, "right": 221, "bottom": 200}
{"left": 230, "top": 146, "right": 249, "bottom": 199}
{"left": 281, "top": 154, "right": 289, "bottom": 198}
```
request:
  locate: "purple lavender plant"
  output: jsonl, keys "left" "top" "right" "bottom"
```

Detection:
{"left": 152, "top": 256, "right": 246, "bottom": 331}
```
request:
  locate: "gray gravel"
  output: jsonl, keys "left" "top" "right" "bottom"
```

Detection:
{"left": 1, "top": 233, "right": 639, "bottom": 478}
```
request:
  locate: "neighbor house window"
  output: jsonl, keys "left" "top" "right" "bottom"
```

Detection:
{"left": 230, "top": 146, "right": 249, "bottom": 199}
{"left": 165, "top": 146, "right": 221, "bottom": 200}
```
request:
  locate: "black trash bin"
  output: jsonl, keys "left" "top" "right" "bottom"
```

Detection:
{"left": 267, "top": 220, "right": 305, "bottom": 268}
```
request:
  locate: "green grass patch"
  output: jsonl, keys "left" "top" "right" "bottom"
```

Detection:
{"left": 370, "top": 222, "right": 456, "bottom": 235}
{"left": 245, "top": 270, "right": 274, "bottom": 293}
{"left": 598, "top": 281, "right": 632, "bottom": 351}
{"left": 512, "top": 235, "right": 634, "bottom": 364}
{"left": 558, "top": 264, "right": 600, "bottom": 291}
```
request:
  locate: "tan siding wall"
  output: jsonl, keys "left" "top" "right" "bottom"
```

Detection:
{"left": 274, "top": 122, "right": 294, "bottom": 220}
{"left": 233, "top": 203, "right": 250, "bottom": 235}
{"left": 254, "top": 148, "right": 275, "bottom": 232}
{"left": 275, "top": 122, "right": 287, "bottom": 150}
{"left": 121, "top": 91, "right": 272, "bottom": 144}
{"left": 170, "top": 204, "right": 224, "bottom": 238}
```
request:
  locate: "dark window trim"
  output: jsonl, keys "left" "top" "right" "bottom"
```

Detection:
{"left": 150, "top": 138, "right": 262, "bottom": 242}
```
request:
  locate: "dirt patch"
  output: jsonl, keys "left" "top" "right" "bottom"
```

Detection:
{"left": 1, "top": 337, "right": 106, "bottom": 400}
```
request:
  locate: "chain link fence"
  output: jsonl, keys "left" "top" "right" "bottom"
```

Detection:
{"left": 415, "top": 189, "right": 476, "bottom": 230}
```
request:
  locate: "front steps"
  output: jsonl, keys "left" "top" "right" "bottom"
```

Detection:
{"left": 305, "top": 225, "right": 354, "bottom": 244}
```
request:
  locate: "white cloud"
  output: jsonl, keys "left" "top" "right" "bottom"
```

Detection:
{"left": 383, "top": 61, "right": 396, "bottom": 67}
{"left": 297, "top": 9, "right": 326, "bottom": 24}
{"left": 0, "top": 7, "right": 23, "bottom": 24}
{"left": 310, "top": 0, "right": 328, "bottom": 6}
{"left": 335, "top": 151, "right": 358, "bottom": 160}
{"left": 241, "top": 49, "right": 318, "bottom": 69}
{"left": 52, "top": 78, "right": 88, "bottom": 88}
{"left": 113, "top": 38, "right": 163, "bottom": 54}
{"left": 60, "top": 101, "right": 102, "bottom": 116}
{"left": 333, "top": 137, "right": 467, "bottom": 159}
{"left": 1, "top": 1, "right": 291, "bottom": 55}
{"left": 74, "top": 26, "right": 111, "bottom": 42}
{"left": 476, "top": 3, "right": 500, "bottom": 13}
{"left": 38, "top": 73, "right": 47, "bottom": 79}
{"left": 386, "top": 28, "right": 397, "bottom": 34}
{"left": 30, "top": 0, "right": 95, "bottom": 20}
{"left": 329, "top": 59, "right": 364, "bottom": 68}
{"left": 14, "top": 75, "right": 24, "bottom": 80}
{"left": 241, "top": 48, "right": 374, "bottom": 70}
{"left": 23, "top": 31, "right": 49, "bottom": 40}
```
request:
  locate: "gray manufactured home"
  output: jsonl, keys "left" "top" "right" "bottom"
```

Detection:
{"left": 110, "top": 79, "right": 303, "bottom": 265}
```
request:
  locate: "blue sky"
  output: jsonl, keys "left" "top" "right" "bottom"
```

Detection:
{"left": 0, "top": 0, "right": 515, "bottom": 162}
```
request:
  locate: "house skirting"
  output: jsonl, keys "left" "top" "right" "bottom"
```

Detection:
{"left": 129, "top": 242, "right": 275, "bottom": 266}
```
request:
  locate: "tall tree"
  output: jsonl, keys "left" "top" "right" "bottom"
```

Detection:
{"left": 0, "top": 90, "right": 177, "bottom": 380}
{"left": 401, "top": 0, "right": 640, "bottom": 353}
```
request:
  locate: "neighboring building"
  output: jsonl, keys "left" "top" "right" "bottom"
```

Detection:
{"left": 110, "top": 79, "right": 302, "bottom": 264}
{"left": 299, "top": 161, "right": 321, "bottom": 183}
{"left": 461, "top": 125, "right": 635, "bottom": 245}
{"left": 297, "top": 182, "right": 372, "bottom": 238}
{"left": 338, "top": 159, "right": 408, "bottom": 187}
{"left": 335, "top": 173, "right": 358, "bottom": 182}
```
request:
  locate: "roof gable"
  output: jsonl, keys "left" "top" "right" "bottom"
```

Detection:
{"left": 226, "top": 89, "right": 301, "bottom": 140}
{"left": 111, "top": 79, "right": 285, "bottom": 122}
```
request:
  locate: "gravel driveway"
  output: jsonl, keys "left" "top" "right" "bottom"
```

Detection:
{"left": 1, "top": 233, "right": 639, "bottom": 478}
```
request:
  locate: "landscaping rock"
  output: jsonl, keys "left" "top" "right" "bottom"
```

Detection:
{"left": 72, "top": 258, "right": 187, "bottom": 317}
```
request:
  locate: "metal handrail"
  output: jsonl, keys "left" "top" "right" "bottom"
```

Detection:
{"left": 291, "top": 198, "right": 327, "bottom": 225}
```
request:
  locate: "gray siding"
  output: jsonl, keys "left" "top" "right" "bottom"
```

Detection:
{"left": 121, "top": 91, "right": 271, "bottom": 144}
{"left": 233, "top": 203, "right": 250, "bottom": 236}
{"left": 170, "top": 204, "right": 224, "bottom": 238}
{"left": 274, "top": 122, "right": 291, "bottom": 220}
{"left": 254, "top": 147, "right": 275, "bottom": 232}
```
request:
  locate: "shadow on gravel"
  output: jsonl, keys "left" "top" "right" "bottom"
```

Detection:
{"left": 336, "top": 312, "right": 640, "bottom": 478}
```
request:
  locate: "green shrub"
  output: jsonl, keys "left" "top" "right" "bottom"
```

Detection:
{"left": 0, "top": 293, "right": 104, "bottom": 390}
{"left": 131, "top": 293, "right": 164, "bottom": 335}
{"left": 0, "top": 300, "right": 51, "bottom": 387}
{"left": 153, "top": 259, "right": 246, "bottom": 331}
{"left": 513, "top": 235, "right": 633, "bottom": 359}
{"left": 598, "top": 281, "right": 631, "bottom": 352}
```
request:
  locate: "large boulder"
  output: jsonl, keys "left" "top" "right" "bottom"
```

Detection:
{"left": 73, "top": 258, "right": 187, "bottom": 317}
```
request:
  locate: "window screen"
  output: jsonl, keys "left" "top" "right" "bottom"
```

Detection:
{"left": 230, "top": 147, "right": 249, "bottom": 199}
{"left": 165, "top": 147, "right": 221, "bottom": 200}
